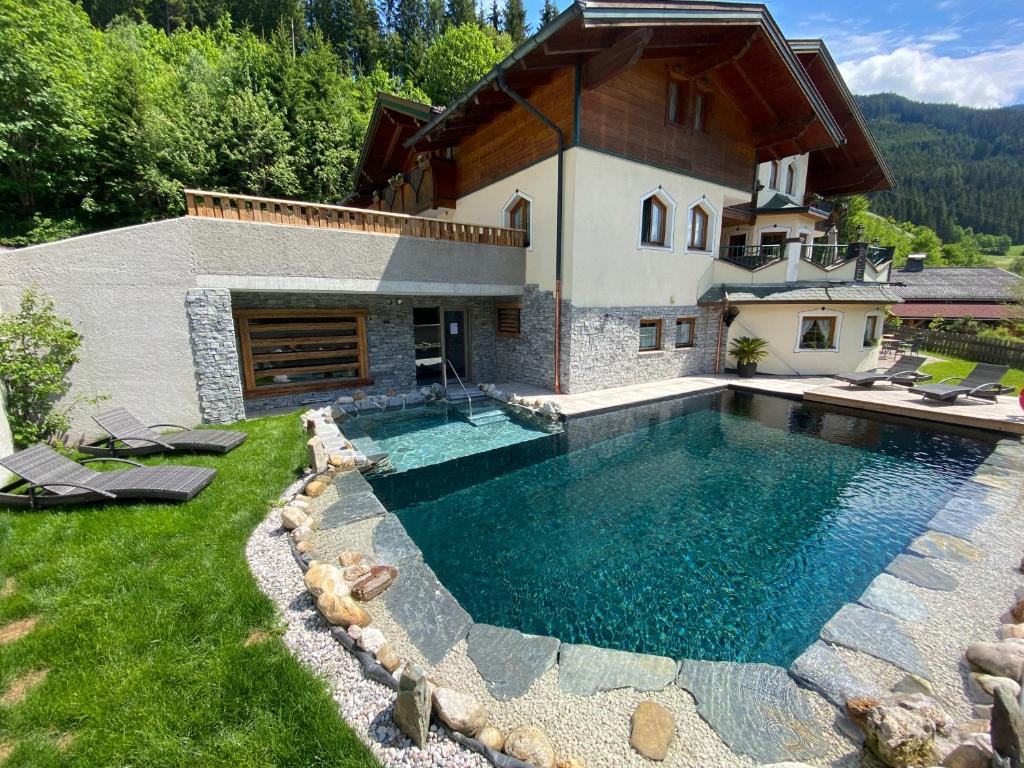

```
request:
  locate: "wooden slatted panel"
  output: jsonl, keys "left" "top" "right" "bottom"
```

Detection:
{"left": 233, "top": 309, "right": 373, "bottom": 397}
{"left": 496, "top": 304, "right": 522, "bottom": 337}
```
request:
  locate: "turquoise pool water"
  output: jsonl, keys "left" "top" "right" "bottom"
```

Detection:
{"left": 373, "top": 390, "right": 996, "bottom": 666}
{"left": 342, "top": 402, "right": 556, "bottom": 473}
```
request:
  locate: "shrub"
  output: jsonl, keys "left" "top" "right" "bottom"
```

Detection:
{"left": 0, "top": 287, "right": 95, "bottom": 447}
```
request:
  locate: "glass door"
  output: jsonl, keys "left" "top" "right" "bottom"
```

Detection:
{"left": 413, "top": 307, "right": 443, "bottom": 385}
{"left": 442, "top": 309, "right": 469, "bottom": 384}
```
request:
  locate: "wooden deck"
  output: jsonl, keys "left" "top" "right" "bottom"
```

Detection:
{"left": 183, "top": 189, "right": 525, "bottom": 247}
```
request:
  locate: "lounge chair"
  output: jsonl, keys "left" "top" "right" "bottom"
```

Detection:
{"left": 834, "top": 355, "right": 932, "bottom": 388}
{"left": 0, "top": 444, "right": 216, "bottom": 509}
{"left": 912, "top": 363, "right": 1015, "bottom": 403}
{"left": 79, "top": 407, "right": 247, "bottom": 457}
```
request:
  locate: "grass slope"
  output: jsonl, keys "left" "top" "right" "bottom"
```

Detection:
{"left": 0, "top": 414, "right": 378, "bottom": 767}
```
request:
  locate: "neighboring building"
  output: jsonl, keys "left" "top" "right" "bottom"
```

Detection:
{"left": 888, "top": 255, "right": 1022, "bottom": 328}
{"left": 0, "top": 0, "right": 898, "bottom": 435}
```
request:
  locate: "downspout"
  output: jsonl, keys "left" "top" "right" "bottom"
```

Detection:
{"left": 497, "top": 73, "right": 565, "bottom": 393}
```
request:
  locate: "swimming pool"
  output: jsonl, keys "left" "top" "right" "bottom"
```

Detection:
{"left": 372, "top": 390, "right": 996, "bottom": 667}
{"left": 342, "top": 401, "right": 557, "bottom": 473}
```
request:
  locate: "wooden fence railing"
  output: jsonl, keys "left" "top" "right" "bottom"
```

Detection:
{"left": 895, "top": 328, "right": 1024, "bottom": 368}
{"left": 183, "top": 189, "right": 526, "bottom": 248}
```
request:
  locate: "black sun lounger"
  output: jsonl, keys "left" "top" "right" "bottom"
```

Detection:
{"left": 834, "top": 355, "right": 932, "bottom": 388}
{"left": 913, "top": 363, "right": 1015, "bottom": 403}
{"left": 79, "top": 407, "right": 247, "bottom": 457}
{"left": 0, "top": 444, "right": 216, "bottom": 510}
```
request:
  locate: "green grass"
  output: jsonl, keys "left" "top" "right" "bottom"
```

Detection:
{"left": 987, "top": 244, "right": 1023, "bottom": 270}
{"left": 0, "top": 414, "right": 378, "bottom": 767}
{"left": 920, "top": 353, "right": 1024, "bottom": 394}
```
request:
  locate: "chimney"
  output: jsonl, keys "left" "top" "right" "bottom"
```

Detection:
{"left": 904, "top": 253, "right": 926, "bottom": 273}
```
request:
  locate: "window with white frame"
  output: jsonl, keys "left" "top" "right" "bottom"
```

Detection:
{"left": 638, "top": 189, "right": 675, "bottom": 249}
{"left": 503, "top": 192, "right": 532, "bottom": 248}
{"left": 863, "top": 313, "right": 882, "bottom": 347}
{"left": 798, "top": 315, "right": 838, "bottom": 350}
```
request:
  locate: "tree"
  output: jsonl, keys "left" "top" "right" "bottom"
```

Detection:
{"left": 501, "top": 0, "right": 527, "bottom": 42}
{"left": 488, "top": 0, "right": 499, "bottom": 29}
{"left": 540, "top": 0, "right": 558, "bottom": 25}
{"left": 421, "top": 23, "right": 510, "bottom": 105}
{"left": 1010, "top": 255, "right": 1024, "bottom": 276}
{"left": 445, "top": 0, "right": 476, "bottom": 27}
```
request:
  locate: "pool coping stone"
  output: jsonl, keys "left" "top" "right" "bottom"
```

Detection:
{"left": 557, "top": 643, "right": 679, "bottom": 696}
{"left": 884, "top": 554, "right": 958, "bottom": 591}
{"left": 466, "top": 623, "right": 560, "bottom": 700}
{"left": 320, "top": 491, "right": 387, "bottom": 530}
{"left": 820, "top": 603, "right": 933, "bottom": 681}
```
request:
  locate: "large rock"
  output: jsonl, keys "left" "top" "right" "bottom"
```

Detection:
{"left": 394, "top": 664, "right": 433, "bottom": 749}
{"left": 281, "top": 505, "right": 309, "bottom": 530}
{"left": 630, "top": 700, "right": 674, "bottom": 761}
{"left": 992, "top": 685, "right": 1024, "bottom": 767}
{"left": 339, "top": 551, "right": 365, "bottom": 567}
{"left": 969, "top": 674, "right": 1021, "bottom": 705}
{"left": 317, "top": 592, "right": 370, "bottom": 627}
{"left": 966, "top": 642, "right": 1024, "bottom": 680}
{"left": 376, "top": 644, "right": 401, "bottom": 673}
{"left": 504, "top": 726, "right": 556, "bottom": 768}
{"left": 304, "top": 562, "right": 344, "bottom": 597}
{"left": 307, "top": 437, "right": 328, "bottom": 474}
{"left": 383, "top": 560, "right": 470, "bottom": 666}
{"left": 304, "top": 479, "right": 328, "bottom": 498}
{"left": 432, "top": 687, "right": 487, "bottom": 736}
{"left": 476, "top": 726, "right": 505, "bottom": 751}
{"left": 934, "top": 731, "right": 993, "bottom": 768}
{"left": 357, "top": 626, "right": 387, "bottom": 655}
{"left": 853, "top": 694, "right": 949, "bottom": 768}
{"left": 351, "top": 565, "right": 398, "bottom": 601}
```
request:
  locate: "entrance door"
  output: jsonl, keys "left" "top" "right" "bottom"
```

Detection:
{"left": 442, "top": 309, "right": 469, "bottom": 383}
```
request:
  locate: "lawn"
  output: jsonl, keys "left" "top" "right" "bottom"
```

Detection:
{"left": 920, "top": 353, "right": 1024, "bottom": 394}
{"left": 987, "top": 244, "right": 1023, "bottom": 270}
{"left": 0, "top": 414, "right": 378, "bottom": 767}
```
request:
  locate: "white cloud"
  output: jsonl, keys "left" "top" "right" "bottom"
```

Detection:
{"left": 838, "top": 44, "right": 1024, "bottom": 107}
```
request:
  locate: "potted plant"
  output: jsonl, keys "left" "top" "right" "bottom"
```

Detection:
{"left": 729, "top": 336, "right": 769, "bottom": 378}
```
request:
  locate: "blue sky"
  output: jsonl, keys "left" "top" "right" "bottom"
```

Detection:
{"left": 522, "top": 0, "right": 1024, "bottom": 107}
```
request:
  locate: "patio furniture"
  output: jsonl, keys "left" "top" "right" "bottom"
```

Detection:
{"left": 912, "top": 363, "right": 1015, "bottom": 403}
{"left": 79, "top": 407, "right": 247, "bottom": 457}
{"left": 834, "top": 355, "right": 932, "bottom": 388}
{"left": 0, "top": 444, "right": 216, "bottom": 510}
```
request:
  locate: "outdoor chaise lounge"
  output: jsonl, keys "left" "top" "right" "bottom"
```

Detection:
{"left": 912, "top": 363, "right": 1015, "bottom": 403}
{"left": 0, "top": 444, "right": 217, "bottom": 509}
{"left": 834, "top": 355, "right": 932, "bottom": 388}
{"left": 79, "top": 407, "right": 247, "bottom": 457}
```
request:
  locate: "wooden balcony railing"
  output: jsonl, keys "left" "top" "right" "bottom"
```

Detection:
{"left": 183, "top": 189, "right": 525, "bottom": 247}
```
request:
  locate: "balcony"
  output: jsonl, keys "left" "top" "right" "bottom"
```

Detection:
{"left": 718, "top": 245, "right": 785, "bottom": 270}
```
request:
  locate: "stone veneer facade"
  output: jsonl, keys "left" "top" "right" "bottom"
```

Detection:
{"left": 185, "top": 289, "right": 246, "bottom": 424}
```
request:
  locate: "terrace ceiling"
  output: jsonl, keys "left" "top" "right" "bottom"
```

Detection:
{"left": 406, "top": 0, "right": 846, "bottom": 160}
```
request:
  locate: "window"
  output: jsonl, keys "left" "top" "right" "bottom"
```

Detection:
{"left": 639, "top": 319, "right": 663, "bottom": 352}
{"left": 641, "top": 196, "right": 668, "bottom": 246}
{"left": 234, "top": 309, "right": 371, "bottom": 397}
{"left": 691, "top": 90, "right": 708, "bottom": 132}
{"left": 863, "top": 314, "right": 881, "bottom": 347}
{"left": 675, "top": 318, "right": 695, "bottom": 348}
{"left": 505, "top": 195, "right": 531, "bottom": 248}
{"left": 768, "top": 161, "right": 779, "bottom": 190}
{"left": 689, "top": 206, "right": 709, "bottom": 251}
{"left": 496, "top": 304, "right": 522, "bottom": 337}
{"left": 799, "top": 316, "right": 837, "bottom": 350}
{"left": 668, "top": 78, "right": 709, "bottom": 131}
{"left": 667, "top": 81, "right": 683, "bottom": 125}
{"left": 785, "top": 164, "right": 796, "bottom": 196}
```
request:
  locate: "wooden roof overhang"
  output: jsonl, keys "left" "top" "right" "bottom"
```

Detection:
{"left": 790, "top": 39, "right": 896, "bottom": 196}
{"left": 404, "top": 0, "right": 846, "bottom": 160}
{"left": 347, "top": 93, "right": 437, "bottom": 207}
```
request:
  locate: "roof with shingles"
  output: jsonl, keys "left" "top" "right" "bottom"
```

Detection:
{"left": 699, "top": 282, "right": 902, "bottom": 304}
{"left": 890, "top": 267, "right": 1021, "bottom": 302}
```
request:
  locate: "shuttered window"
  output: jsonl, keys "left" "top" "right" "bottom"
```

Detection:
{"left": 234, "top": 309, "right": 371, "bottom": 397}
{"left": 496, "top": 304, "right": 522, "bottom": 337}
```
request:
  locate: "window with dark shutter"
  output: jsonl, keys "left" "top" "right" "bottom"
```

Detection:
{"left": 496, "top": 304, "right": 522, "bottom": 337}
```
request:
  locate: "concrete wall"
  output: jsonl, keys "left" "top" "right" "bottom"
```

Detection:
{"left": 0, "top": 389, "right": 13, "bottom": 482}
{"left": 726, "top": 302, "right": 885, "bottom": 376}
{"left": 0, "top": 218, "right": 203, "bottom": 440}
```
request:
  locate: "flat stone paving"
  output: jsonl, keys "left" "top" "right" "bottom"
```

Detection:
{"left": 858, "top": 573, "right": 929, "bottom": 622}
{"left": 907, "top": 530, "right": 983, "bottom": 563}
{"left": 820, "top": 603, "right": 933, "bottom": 681}
{"left": 675, "top": 660, "right": 827, "bottom": 764}
{"left": 557, "top": 643, "right": 678, "bottom": 696}
{"left": 467, "top": 624, "right": 560, "bottom": 700}
{"left": 372, "top": 513, "right": 423, "bottom": 566}
{"left": 789, "top": 640, "right": 883, "bottom": 710}
{"left": 884, "top": 554, "right": 958, "bottom": 591}
{"left": 320, "top": 491, "right": 387, "bottom": 529}
{"left": 382, "top": 559, "right": 472, "bottom": 666}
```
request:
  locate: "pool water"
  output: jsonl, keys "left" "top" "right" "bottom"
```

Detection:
{"left": 374, "top": 390, "right": 996, "bottom": 666}
{"left": 342, "top": 402, "right": 556, "bottom": 473}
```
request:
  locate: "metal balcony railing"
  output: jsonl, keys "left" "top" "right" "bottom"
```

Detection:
{"left": 718, "top": 245, "right": 784, "bottom": 270}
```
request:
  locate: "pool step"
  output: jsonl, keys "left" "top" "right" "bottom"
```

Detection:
{"left": 461, "top": 404, "right": 513, "bottom": 427}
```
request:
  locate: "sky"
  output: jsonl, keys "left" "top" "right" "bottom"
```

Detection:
{"left": 523, "top": 0, "right": 1024, "bottom": 108}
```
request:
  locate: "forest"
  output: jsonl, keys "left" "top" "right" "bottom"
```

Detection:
{"left": 0, "top": 0, "right": 555, "bottom": 245}
{"left": 857, "top": 93, "right": 1024, "bottom": 244}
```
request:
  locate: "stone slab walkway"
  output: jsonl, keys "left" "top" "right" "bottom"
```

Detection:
{"left": 467, "top": 624, "right": 560, "bottom": 701}
{"left": 820, "top": 604, "right": 933, "bottom": 681}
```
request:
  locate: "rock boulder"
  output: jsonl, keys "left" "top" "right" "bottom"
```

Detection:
{"left": 966, "top": 641, "right": 1024, "bottom": 680}
{"left": 851, "top": 694, "right": 949, "bottom": 767}
{"left": 394, "top": 665, "right": 432, "bottom": 748}
{"left": 476, "top": 725, "right": 504, "bottom": 751}
{"left": 432, "top": 687, "right": 488, "bottom": 736}
{"left": 504, "top": 726, "right": 556, "bottom": 768}
{"left": 317, "top": 592, "right": 370, "bottom": 627}
{"left": 630, "top": 700, "right": 674, "bottom": 761}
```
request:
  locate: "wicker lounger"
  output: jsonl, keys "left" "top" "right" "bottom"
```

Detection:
{"left": 79, "top": 407, "right": 247, "bottom": 457}
{"left": 834, "top": 355, "right": 931, "bottom": 388}
{"left": 913, "top": 363, "right": 1015, "bottom": 402}
{"left": 0, "top": 444, "right": 216, "bottom": 510}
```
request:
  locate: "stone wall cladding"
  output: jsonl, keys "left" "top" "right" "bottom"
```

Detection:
{"left": 495, "top": 284, "right": 562, "bottom": 390}
{"left": 562, "top": 303, "right": 726, "bottom": 393}
{"left": 231, "top": 292, "right": 503, "bottom": 412}
{"left": 185, "top": 289, "right": 246, "bottom": 424}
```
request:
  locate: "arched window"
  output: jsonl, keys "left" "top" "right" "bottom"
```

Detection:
{"left": 642, "top": 196, "right": 668, "bottom": 246}
{"left": 503, "top": 193, "right": 532, "bottom": 248}
{"left": 768, "top": 161, "right": 779, "bottom": 190}
{"left": 785, "top": 164, "right": 796, "bottom": 196}
{"left": 689, "top": 206, "right": 709, "bottom": 250}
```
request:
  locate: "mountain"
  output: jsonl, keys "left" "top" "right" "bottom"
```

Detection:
{"left": 854, "top": 93, "right": 1024, "bottom": 243}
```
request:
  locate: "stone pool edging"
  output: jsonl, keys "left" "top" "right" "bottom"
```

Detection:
{"left": 262, "top": 397, "right": 1024, "bottom": 768}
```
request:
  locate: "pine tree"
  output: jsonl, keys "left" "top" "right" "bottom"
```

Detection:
{"left": 476, "top": 0, "right": 486, "bottom": 27}
{"left": 501, "top": 0, "right": 526, "bottom": 42}
{"left": 488, "top": 0, "right": 499, "bottom": 28}
{"left": 424, "top": 0, "right": 446, "bottom": 39}
{"left": 349, "top": 0, "right": 383, "bottom": 73}
{"left": 395, "top": 0, "right": 427, "bottom": 79}
{"left": 445, "top": 0, "right": 476, "bottom": 27}
{"left": 540, "top": 0, "right": 558, "bottom": 25}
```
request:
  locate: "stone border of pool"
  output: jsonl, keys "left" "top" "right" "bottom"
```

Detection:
{"left": 251, "top": 393, "right": 1024, "bottom": 768}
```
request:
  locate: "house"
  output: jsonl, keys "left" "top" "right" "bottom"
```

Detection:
{"left": 0, "top": 0, "right": 897, "bottom": 435}
{"left": 888, "top": 255, "right": 1021, "bottom": 328}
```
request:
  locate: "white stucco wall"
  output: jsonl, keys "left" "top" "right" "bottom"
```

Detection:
{"left": 726, "top": 302, "right": 885, "bottom": 376}
{"left": 0, "top": 389, "right": 13, "bottom": 482}
{"left": 568, "top": 147, "right": 750, "bottom": 306}
{"left": 756, "top": 154, "right": 809, "bottom": 205}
